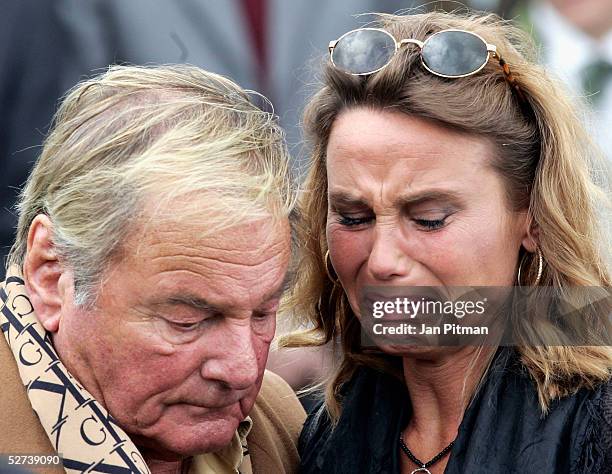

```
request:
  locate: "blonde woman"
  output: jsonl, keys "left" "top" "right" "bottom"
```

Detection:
{"left": 284, "top": 11, "right": 612, "bottom": 474}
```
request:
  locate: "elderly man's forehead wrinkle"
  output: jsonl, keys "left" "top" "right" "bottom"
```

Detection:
{"left": 139, "top": 220, "right": 287, "bottom": 249}
{"left": 135, "top": 228, "right": 288, "bottom": 264}
{"left": 197, "top": 235, "right": 288, "bottom": 255}
{"left": 147, "top": 242, "right": 267, "bottom": 258}
{"left": 149, "top": 250, "right": 287, "bottom": 270}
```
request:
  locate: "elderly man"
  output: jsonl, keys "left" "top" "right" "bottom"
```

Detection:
{"left": 0, "top": 65, "right": 304, "bottom": 473}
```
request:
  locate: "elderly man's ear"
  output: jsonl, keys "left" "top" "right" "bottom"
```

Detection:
{"left": 23, "top": 215, "right": 74, "bottom": 333}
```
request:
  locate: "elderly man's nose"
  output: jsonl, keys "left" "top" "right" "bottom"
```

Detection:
{"left": 200, "top": 326, "right": 259, "bottom": 390}
{"left": 368, "top": 224, "right": 410, "bottom": 281}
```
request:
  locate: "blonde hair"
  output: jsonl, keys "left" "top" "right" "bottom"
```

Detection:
{"left": 9, "top": 64, "right": 296, "bottom": 306}
{"left": 282, "top": 11, "right": 612, "bottom": 420}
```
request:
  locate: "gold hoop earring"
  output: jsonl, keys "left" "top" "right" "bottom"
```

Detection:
{"left": 324, "top": 250, "right": 339, "bottom": 284}
{"left": 517, "top": 247, "right": 543, "bottom": 286}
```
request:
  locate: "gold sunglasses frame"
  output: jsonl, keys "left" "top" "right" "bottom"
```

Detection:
{"left": 328, "top": 27, "right": 524, "bottom": 100}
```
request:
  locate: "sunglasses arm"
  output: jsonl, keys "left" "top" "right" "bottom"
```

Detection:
{"left": 329, "top": 40, "right": 338, "bottom": 53}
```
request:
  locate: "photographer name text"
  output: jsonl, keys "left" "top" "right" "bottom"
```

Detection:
{"left": 373, "top": 322, "right": 489, "bottom": 335}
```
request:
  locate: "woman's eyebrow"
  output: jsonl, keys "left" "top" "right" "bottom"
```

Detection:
{"left": 396, "top": 190, "right": 465, "bottom": 207}
{"left": 328, "top": 191, "right": 369, "bottom": 207}
{"left": 329, "top": 190, "right": 465, "bottom": 208}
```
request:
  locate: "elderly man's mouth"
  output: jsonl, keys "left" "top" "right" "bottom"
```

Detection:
{"left": 174, "top": 398, "right": 244, "bottom": 412}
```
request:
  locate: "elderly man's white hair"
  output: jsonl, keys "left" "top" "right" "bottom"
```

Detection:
{"left": 9, "top": 64, "right": 297, "bottom": 307}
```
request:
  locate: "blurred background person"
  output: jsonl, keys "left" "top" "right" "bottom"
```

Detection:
{"left": 499, "top": 0, "right": 612, "bottom": 161}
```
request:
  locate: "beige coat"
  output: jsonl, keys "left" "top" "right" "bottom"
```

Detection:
{"left": 0, "top": 334, "right": 305, "bottom": 473}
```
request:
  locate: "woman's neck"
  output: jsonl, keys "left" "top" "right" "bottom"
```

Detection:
{"left": 401, "top": 347, "right": 493, "bottom": 447}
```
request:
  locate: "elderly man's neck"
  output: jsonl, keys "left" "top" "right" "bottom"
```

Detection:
{"left": 139, "top": 449, "right": 192, "bottom": 474}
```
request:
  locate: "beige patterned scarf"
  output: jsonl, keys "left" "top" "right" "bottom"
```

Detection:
{"left": 1, "top": 267, "right": 252, "bottom": 474}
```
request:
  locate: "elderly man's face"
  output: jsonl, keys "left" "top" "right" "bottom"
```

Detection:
{"left": 51, "top": 214, "right": 291, "bottom": 457}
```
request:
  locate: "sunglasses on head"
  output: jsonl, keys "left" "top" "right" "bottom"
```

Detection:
{"left": 328, "top": 28, "right": 525, "bottom": 102}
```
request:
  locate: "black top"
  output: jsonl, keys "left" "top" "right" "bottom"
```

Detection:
{"left": 299, "top": 348, "right": 612, "bottom": 474}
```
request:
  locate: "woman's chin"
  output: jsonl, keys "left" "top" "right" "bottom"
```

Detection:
{"left": 377, "top": 343, "right": 460, "bottom": 360}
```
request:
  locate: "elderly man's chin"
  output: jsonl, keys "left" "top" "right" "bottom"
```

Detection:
{"left": 129, "top": 402, "right": 248, "bottom": 458}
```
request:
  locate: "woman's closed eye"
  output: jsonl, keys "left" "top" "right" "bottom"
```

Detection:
{"left": 336, "top": 213, "right": 374, "bottom": 227}
{"left": 336, "top": 213, "right": 451, "bottom": 229}
{"left": 413, "top": 216, "right": 448, "bottom": 231}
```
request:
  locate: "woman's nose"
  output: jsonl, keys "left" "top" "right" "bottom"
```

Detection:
{"left": 367, "top": 222, "right": 412, "bottom": 282}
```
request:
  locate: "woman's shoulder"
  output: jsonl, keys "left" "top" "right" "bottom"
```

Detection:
{"left": 299, "top": 399, "right": 332, "bottom": 454}
{"left": 442, "top": 349, "right": 611, "bottom": 473}
{"left": 571, "top": 379, "right": 612, "bottom": 473}
{"left": 298, "top": 365, "right": 408, "bottom": 473}
{"left": 299, "top": 364, "right": 402, "bottom": 451}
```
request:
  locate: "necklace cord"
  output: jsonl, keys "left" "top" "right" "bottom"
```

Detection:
{"left": 399, "top": 436, "right": 454, "bottom": 469}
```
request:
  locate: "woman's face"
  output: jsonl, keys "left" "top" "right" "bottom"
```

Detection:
{"left": 325, "top": 108, "right": 533, "bottom": 335}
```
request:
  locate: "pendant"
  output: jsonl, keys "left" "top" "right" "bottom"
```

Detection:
{"left": 410, "top": 469, "right": 432, "bottom": 474}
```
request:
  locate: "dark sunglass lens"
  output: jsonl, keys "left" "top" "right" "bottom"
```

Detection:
{"left": 332, "top": 29, "right": 396, "bottom": 75}
{"left": 421, "top": 30, "right": 488, "bottom": 77}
